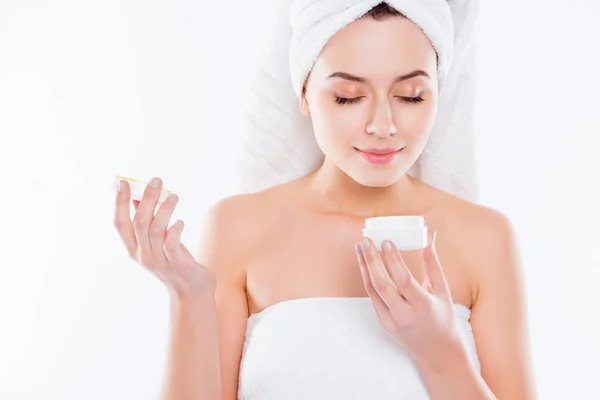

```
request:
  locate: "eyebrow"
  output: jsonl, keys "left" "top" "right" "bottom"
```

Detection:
{"left": 327, "top": 70, "right": 430, "bottom": 83}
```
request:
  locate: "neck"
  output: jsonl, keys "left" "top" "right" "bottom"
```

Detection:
{"left": 303, "top": 158, "right": 419, "bottom": 219}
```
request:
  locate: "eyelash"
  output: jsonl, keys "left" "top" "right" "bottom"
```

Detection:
{"left": 334, "top": 96, "right": 425, "bottom": 105}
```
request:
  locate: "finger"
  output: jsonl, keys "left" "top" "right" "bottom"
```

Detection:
{"left": 149, "top": 193, "right": 179, "bottom": 256}
{"left": 165, "top": 221, "right": 200, "bottom": 267}
{"left": 421, "top": 274, "right": 434, "bottom": 294}
{"left": 381, "top": 240, "right": 427, "bottom": 305}
{"left": 356, "top": 244, "right": 376, "bottom": 299}
{"left": 423, "top": 230, "right": 452, "bottom": 301}
{"left": 359, "top": 237, "right": 407, "bottom": 315}
{"left": 356, "top": 244, "right": 405, "bottom": 328}
{"left": 113, "top": 180, "right": 137, "bottom": 257}
{"left": 132, "top": 177, "right": 162, "bottom": 256}
{"left": 163, "top": 219, "right": 185, "bottom": 265}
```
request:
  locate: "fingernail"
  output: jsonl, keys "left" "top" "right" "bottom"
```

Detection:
{"left": 355, "top": 243, "right": 363, "bottom": 255}
{"left": 118, "top": 180, "right": 126, "bottom": 192}
{"left": 382, "top": 240, "right": 392, "bottom": 251}
{"left": 150, "top": 177, "right": 161, "bottom": 188}
{"left": 360, "top": 237, "right": 370, "bottom": 251}
{"left": 167, "top": 193, "right": 178, "bottom": 202}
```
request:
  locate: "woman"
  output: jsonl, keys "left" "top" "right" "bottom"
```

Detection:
{"left": 114, "top": 2, "right": 536, "bottom": 399}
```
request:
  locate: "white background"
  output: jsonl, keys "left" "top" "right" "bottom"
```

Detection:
{"left": 1, "top": 0, "right": 599, "bottom": 399}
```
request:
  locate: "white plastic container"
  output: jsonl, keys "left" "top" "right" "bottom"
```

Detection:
{"left": 112, "top": 175, "right": 173, "bottom": 205}
{"left": 362, "top": 216, "right": 428, "bottom": 251}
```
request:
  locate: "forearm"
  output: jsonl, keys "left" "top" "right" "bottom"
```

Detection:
{"left": 414, "top": 343, "right": 495, "bottom": 400}
{"left": 160, "top": 290, "right": 222, "bottom": 400}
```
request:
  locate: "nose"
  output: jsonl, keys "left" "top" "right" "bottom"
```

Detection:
{"left": 365, "top": 100, "right": 397, "bottom": 138}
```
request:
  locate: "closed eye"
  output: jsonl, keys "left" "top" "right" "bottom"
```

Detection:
{"left": 334, "top": 96, "right": 425, "bottom": 105}
{"left": 335, "top": 96, "right": 363, "bottom": 105}
{"left": 402, "top": 95, "right": 425, "bottom": 103}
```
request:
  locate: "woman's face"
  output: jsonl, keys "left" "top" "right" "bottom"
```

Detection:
{"left": 302, "top": 16, "right": 439, "bottom": 188}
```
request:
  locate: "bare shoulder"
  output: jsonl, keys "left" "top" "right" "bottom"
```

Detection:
{"left": 196, "top": 186, "right": 287, "bottom": 270}
{"left": 197, "top": 193, "right": 263, "bottom": 268}
{"left": 430, "top": 188, "right": 521, "bottom": 298}
{"left": 446, "top": 195, "right": 517, "bottom": 254}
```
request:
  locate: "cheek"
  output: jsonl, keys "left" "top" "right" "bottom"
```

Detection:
{"left": 397, "top": 102, "right": 438, "bottom": 140}
{"left": 311, "top": 101, "right": 360, "bottom": 147}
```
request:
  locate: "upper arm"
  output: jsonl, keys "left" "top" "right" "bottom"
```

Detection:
{"left": 468, "top": 209, "right": 537, "bottom": 399}
{"left": 197, "top": 195, "right": 254, "bottom": 400}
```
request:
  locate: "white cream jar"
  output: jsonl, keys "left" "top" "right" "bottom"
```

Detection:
{"left": 362, "top": 216, "right": 428, "bottom": 251}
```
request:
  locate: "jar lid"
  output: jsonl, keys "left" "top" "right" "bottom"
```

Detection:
{"left": 364, "top": 215, "right": 425, "bottom": 229}
{"left": 112, "top": 175, "right": 173, "bottom": 204}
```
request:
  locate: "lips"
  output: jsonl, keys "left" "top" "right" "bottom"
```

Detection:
{"left": 358, "top": 148, "right": 400, "bottom": 155}
{"left": 355, "top": 147, "right": 402, "bottom": 165}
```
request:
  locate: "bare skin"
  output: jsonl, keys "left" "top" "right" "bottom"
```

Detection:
{"left": 201, "top": 171, "right": 536, "bottom": 400}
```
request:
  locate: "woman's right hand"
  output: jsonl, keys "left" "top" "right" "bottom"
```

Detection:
{"left": 114, "top": 177, "right": 216, "bottom": 300}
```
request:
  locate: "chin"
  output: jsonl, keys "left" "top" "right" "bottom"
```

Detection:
{"left": 348, "top": 170, "right": 402, "bottom": 188}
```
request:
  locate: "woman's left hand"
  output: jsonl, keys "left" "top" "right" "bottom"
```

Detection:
{"left": 355, "top": 229, "right": 466, "bottom": 369}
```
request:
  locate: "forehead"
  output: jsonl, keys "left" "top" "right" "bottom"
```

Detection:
{"left": 313, "top": 17, "right": 437, "bottom": 79}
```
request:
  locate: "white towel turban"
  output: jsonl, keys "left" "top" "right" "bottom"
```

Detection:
{"left": 232, "top": 0, "right": 481, "bottom": 202}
